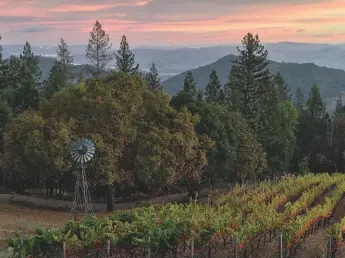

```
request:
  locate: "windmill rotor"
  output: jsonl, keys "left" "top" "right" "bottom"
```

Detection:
{"left": 70, "top": 138, "right": 95, "bottom": 164}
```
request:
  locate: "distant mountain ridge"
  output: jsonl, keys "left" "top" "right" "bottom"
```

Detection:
{"left": 3, "top": 42, "right": 345, "bottom": 78}
{"left": 161, "top": 54, "right": 345, "bottom": 110}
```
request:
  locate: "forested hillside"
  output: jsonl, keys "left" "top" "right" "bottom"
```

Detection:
{"left": 162, "top": 54, "right": 345, "bottom": 101}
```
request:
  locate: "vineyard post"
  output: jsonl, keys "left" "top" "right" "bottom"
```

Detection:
{"left": 234, "top": 237, "right": 238, "bottom": 258}
{"left": 278, "top": 232, "right": 283, "bottom": 258}
{"left": 327, "top": 237, "right": 332, "bottom": 258}
{"left": 63, "top": 241, "right": 66, "bottom": 258}
{"left": 107, "top": 240, "right": 110, "bottom": 257}
{"left": 191, "top": 232, "right": 194, "bottom": 258}
{"left": 148, "top": 237, "right": 151, "bottom": 258}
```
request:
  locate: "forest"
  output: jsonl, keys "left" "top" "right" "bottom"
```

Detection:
{"left": 0, "top": 20, "right": 344, "bottom": 212}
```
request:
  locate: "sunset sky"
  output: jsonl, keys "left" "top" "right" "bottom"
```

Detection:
{"left": 0, "top": 0, "right": 344, "bottom": 46}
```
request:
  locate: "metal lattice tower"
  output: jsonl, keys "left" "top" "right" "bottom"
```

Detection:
{"left": 70, "top": 139, "right": 95, "bottom": 216}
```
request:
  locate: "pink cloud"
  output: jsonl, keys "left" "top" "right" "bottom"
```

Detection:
{"left": 0, "top": 0, "right": 344, "bottom": 45}
{"left": 51, "top": 4, "right": 115, "bottom": 13}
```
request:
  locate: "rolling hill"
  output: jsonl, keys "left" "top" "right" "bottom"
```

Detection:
{"left": 162, "top": 54, "right": 345, "bottom": 107}
{"left": 4, "top": 42, "right": 345, "bottom": 80}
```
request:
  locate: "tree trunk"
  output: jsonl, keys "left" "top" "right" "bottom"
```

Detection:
{"left": 106, "top": 184, "right": 114, "bottom": 212}
{"left": 49, "top": 187, "right": 54, "bottom": 198}
{"left": 2, "top": 171, "right": 5, "bottom": 191}
{"left": 333, "top": 160, "right": 338, "bottom": 173}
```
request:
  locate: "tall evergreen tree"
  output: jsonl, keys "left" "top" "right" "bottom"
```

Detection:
{"left": 170, "top": 71, "right": 197, "bottom": 110}
{"left": 197, "top": 89, "right": 204, "bottom": 102}
{"left": 0, "top": 35, "right": 7, "bottom": 90}
{"left": 0, "top": 35, "right": 2, "bottom": 60}
{"left": 56, "top": 38, "right": 74, "bottom": 79}
{"left": 204, "top": 70, "right": 221, "bottom": 103}
{"left": 0, "top": 35, "right": 11, "bottom": 134}
{"left": 296, "top": 85, "right": 330, "bottom": 172}
{"left": 274, "top": 72, "right": 291, "bottom": 101}
{"left": 145, "top": 63, "right": 161, "bottom": 91}
{"left": 86, "top": 20, "right": 113, "bottom": 78}
{"left": 43, "top": 63, "right": 65, "bottom": 100}
{"left": 183, "top": 71, "right": 197, "bottom": 99}
{"left": 16, "top": 42, "right": 40, "bottom": 112}
{"left": 218, "top": 89, "right": 225, "bottom": 104}
{"left": 20, "top": 42, "right": 41, "bottom": 85}
{"left": 334, "top": 95, "right": 344, "bottom": 121}
{"left": 226, "top": 33, "right": 271, "bottom": 124}
{"left": 115, "top": 35, "right": 139, "bottom": 75}
{"left": 295, "top": 87, "right": 304, "bottom": 113}
{"left": 226, "top": 33, "right": 298, "bottom": 176}
{"left": 43, "top": 39, "right": 74, "bottom": 99}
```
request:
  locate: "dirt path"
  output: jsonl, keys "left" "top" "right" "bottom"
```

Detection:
{"left": 0, "top": 191, "right": 186, "bottom": 212}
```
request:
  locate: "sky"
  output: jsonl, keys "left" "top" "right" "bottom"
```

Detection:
{"left": 0, "top": 0, "right": 344, "bottom": 47}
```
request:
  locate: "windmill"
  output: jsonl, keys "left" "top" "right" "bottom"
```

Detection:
{"left": 70, "top": 138, "right": 95, "bottom": 217}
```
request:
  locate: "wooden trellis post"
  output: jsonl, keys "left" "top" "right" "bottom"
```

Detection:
{"left": 278, "top": 232, "right": 283, "bottom": 258}
{"left": 62, "top": 241, "right": 66, "bottom": 258}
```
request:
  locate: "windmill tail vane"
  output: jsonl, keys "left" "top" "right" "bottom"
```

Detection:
{"left": 70, "top": 138, "right": 95, "bottom": 216}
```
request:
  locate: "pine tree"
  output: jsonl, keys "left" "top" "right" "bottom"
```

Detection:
{"left": 218, "top": 89, "right": 225, "bottom": 104}
{"left": 15, "top": 42, "right": 40, "bottom": 112}
{"left": 295, "top": 87, "right": 304, "bottom": 113}
{"left": 43, "top": 39, "right": 74, "bottom": 99}
{"left": 86, "top": 20, "right": 113, "bottom": 78}
{"left": 296, "top": 85, "right": 330, "bottom": 172}
{"left": 115, "top": 35, "right": 139, "bottom": 75}
{"left": 197, "top": 89, "right": 203, "bottom": 102}
{"left": 183, "top": 71, "right": 197, "bottom": 98}
{"left": 274, "top": 72, "right": 291, "bottom": 101}
{"left": 0, "top": 35, "right": 3, "bottom": 63}
{"left": 145, "top": 63, "right": 161, "bottom": 91}
{"left": 204, "top": 70, "right": 221, "bottom": 103}
{"left": 334, "top": 95, "right": 344, "bottom": 121}
{"left": 170, "top": 71, "right": 197, "bottom": 109}
{"left": 0, "top": 35, "right": 8, "bottom": 89}
{"left": 306, "top": 85, "right": 327, "bottom": 119}
{"left": 0, "top": 35, "right": 11, "bottom": 134}
{"left": 43, "top": 63, "right": 65, "bottom": 100}
{"left": 57, "top": 38, "right": 74, "bottom": 79}
{"left": 20, "top": 41, "right": 41, "bottom": 85}
{"left": 227, "top": 33, "right": 272, "bottom": 123}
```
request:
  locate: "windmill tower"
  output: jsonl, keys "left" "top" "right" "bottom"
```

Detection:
{"left": 70, "top": 138, "right": 95, "bottom": 217}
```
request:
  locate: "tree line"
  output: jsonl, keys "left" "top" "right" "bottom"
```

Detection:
{"left": 0, "top": 21, "right": 344, "bottom": 211}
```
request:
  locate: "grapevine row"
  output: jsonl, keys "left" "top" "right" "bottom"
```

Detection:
{"left": 280, "top": 178, "right": 345, "bottom": 254}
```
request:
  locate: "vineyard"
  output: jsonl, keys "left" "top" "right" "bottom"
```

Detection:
{"left": 4, "top": 173, "right": 345, "bottom": 258}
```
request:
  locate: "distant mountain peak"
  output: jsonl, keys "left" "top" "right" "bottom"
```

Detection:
{"left": 162, "top": 54, "right": 345, "bottom": 104}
